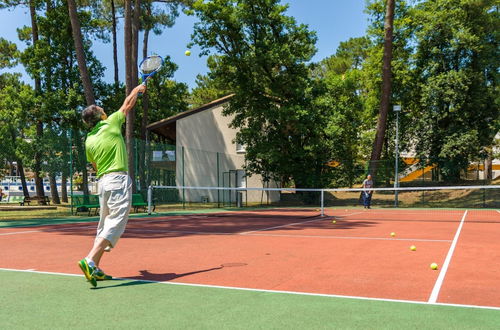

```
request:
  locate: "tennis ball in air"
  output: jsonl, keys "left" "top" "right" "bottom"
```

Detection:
{"left": 410, "top": 245, "right": 416, "bottom": 251}
{"left": 430, "top": 263, "right": 438, "bottom": 270}
{"left": 185, "top": 50, "right": 191, "bottom": 56}
{"left": 332, "top": 220, "right": 336, "bottom": 224}
{"left": 390, "top": 232, "right": 396, "bottom": 237}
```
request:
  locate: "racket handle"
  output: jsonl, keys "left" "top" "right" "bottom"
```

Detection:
{"left": 138, "top": 80, "right": 147, "bottom": 96}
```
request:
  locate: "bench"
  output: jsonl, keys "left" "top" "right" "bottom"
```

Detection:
{"left": 71, "top": 195, "right": 100, "bottom": 216}
{"left": 21, "top": 196, "right": 51, "bottom": 206}
{"left": 132, "top": 193, "right": 154, "bottom": 213}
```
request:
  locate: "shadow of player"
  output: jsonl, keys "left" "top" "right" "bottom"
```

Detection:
{"left": 92, "top": 266, "right": 223, "bottom": 290}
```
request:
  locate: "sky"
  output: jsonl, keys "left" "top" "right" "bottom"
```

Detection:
{"left": 0, "top": 1, "right": 369, "bottom": 90}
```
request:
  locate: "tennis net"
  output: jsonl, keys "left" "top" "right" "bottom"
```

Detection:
{"left": 147, "top": 185, "right": 500, "bottom": 222}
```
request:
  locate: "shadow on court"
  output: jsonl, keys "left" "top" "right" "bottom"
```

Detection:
{"left": 92, "top": 267, "right": 223, "bottom": 290}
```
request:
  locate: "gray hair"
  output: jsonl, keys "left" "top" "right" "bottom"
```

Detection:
{"left": 82, "top": 105, "right": 102, "bottom": 128}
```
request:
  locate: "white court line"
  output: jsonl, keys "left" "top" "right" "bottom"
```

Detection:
{"left": 497, "top": 210, "right": 500, "bottom": 214}
{"left": 123, "top": 227, "right": 451, "bottom": 243}
{"left": 0, "top": 267, "right": 499, "bottom": 311}
{"left": 0, "top": 230, "right": 41, "bottom": 236}
{"left": 428, "top": 210, "right": 468, "bottom": 303}
{"left": 125, "top": 228, "right": 231, "bottom": 236}
{"left": 240, "top": 211, "right": 365, "bottom": 235}
{"left": 240, "top": 217, "right": 328, "bottom": 234}
{"left": 245, "top": 233, "right": 452, "bottom": 243}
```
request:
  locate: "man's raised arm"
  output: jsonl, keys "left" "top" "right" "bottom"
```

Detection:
{"left": 119, "top": 84, "right": 147, "bottom": 116}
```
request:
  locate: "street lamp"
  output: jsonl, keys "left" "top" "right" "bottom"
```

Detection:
{"left": 393, "top": 105, "right": 401, "bottom": 207}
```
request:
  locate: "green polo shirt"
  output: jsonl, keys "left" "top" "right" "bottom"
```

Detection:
{"left": 85, "top": 111, "right": 128, "bottom": 177}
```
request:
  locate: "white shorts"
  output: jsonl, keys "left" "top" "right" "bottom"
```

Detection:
{"left": 96, "top": 172, "right": 132, "bottom": 248}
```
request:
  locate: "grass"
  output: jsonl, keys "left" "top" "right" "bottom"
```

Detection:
{"left": 0, "top": 207, "right": 76, "bottom": 221}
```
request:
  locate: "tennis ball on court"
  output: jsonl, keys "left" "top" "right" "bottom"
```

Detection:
{"left": 430, "top": 263, "right": 438, "bottom": 270}
{"left": 410, "top": 245, "right": 416, "bottom": 251}
{"left": 390, "top": 232, "right": 396, "bottom": 237}
{"left": 185, "top": 50, "right": 191, "bottom": 56}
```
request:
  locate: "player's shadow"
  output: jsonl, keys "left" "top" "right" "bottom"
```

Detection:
{"left": 92, "top": 267, "right": 223, "bottom": 290}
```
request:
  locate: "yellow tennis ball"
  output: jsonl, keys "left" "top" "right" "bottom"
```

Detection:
{"left": 410, "top": 245, "right": 416, "bottom": 251}
{"left": 390, "top": 232, "right": 396, "bottom": 237}
{"left": 332, "top": 220, "right": 336, "bottom": 224}
{"left": 185, "top": 50, "right": 191, "bottom": 56}
{"left": 430, "top": 263, "right": 438, "bottom": 270}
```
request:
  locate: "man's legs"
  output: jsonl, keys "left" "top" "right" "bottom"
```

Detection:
{"left": 86, "top": 237, "right": 111, "bottom": 267}
{"left": 78, "top": 174, "right": 131, "bottom": 286}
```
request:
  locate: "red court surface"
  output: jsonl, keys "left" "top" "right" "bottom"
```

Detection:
{"left": 1, "top": 208, "right": 499, "bottom": 309}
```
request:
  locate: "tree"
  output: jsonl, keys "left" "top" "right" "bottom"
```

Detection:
{"left": 410, "top": 0, "right": 499, "bottom": 181}
{"left": 368, "top": 0, "right": 395, "bottom": 179}
{"left": 15, "top": 0, "right": 105, "bottom": 200}
{"left": 0, "top": 73, "right": 35, "bottom": 198}
{"left": 67, "top": 0, "right": 96, "bottom": 106}
{"left": 192, "top": 0, "right": 345, "bottom": 190}
{"left": 0, "top": 37, "right": 19, "bottom": 68}
{"left": 188, "top": 55, "right": 232, "bottom": 108}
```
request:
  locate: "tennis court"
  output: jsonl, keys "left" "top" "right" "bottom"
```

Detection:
{"left": 1, "top": 186, "right": 500, "bottom": 328}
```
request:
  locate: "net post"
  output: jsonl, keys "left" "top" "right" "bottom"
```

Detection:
{"left": 320, "top": 189, "right": 325, "bottom": 217}
{"left": 147, "top": 185, "right": 153, "bottom": 215}
{"left": 182, "top": 146, "right": 185, "bottom": 209}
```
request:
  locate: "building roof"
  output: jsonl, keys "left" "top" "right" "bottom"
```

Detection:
{"left": 147, "top": 94, "right": 234, "bottom": 140}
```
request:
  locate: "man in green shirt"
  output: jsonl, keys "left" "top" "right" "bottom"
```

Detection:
{"left": 78, "top": 84, "right": 145, "bottom": 287}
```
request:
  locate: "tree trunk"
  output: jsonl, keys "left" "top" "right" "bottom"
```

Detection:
{"left": 49, "top": 172, "right": 61, "bottom": 204}
{"left": 34, "top": 120, "right": 45, "bottom": 198}
{"left": 485, "top": 153, "right": 493, "bottom": 181}
{"left": 125, "top": 0, "right": 141, "bottom": 193}
{"left": 139, "top": 20, "right": 151, "bottom": 191}
{"left": 124, "top": 0, "right": 133, "bottom": 95}
{"left": 61, "top": 174, "right": 68, "bottom": 203}
{"left": 111, "top": 0, "right": 119, "bottom": 88}
{"left": 67, "top": 0, "right": 93, "bottom": 197}
{"left": 17, "top": 159, "right": 30, "bottom": 198}
{"left": 67, "top": 0, "right": 96, "bottom": 105}
{"left": 368, "top": 0, "right": 395, "bottom": 180}
{"left": 29, "top": 0, "right": 45, "bottom": 198}
{"left": 74, "top": 128, "right": 90, "bottom": 195}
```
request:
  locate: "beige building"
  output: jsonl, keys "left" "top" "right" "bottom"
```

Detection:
{"left": 147, "top": 95, "right": 279, "bottom": 205}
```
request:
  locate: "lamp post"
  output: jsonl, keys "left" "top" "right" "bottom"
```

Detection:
{"left": 394, "top": 105, "right": 401, "bottom": 207}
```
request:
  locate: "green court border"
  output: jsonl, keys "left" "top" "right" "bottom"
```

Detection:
{"left": 1, "top": 269, "right": 499, "bottom": 329}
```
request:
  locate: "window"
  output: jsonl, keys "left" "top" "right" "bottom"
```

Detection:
{"left": 236, "top": 143, "right": 246, "bottom": 153}
{"left": 236, "top": 170, "right": 246, "bottom": 188}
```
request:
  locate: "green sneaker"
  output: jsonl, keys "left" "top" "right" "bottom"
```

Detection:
{"left": 78, "top": 259, "right": 97, "bottom": 288}
{"left": 94, "top": 268, "right": 113, "bottom": 281}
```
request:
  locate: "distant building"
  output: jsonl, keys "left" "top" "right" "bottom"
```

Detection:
{"left": 147, "top": 95, "right": 279, "bottom": 204}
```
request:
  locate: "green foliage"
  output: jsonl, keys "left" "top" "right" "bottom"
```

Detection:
{"left": 0, "top": 73, "right": 35, "bottom": 170}
{"left": 188, "top": 55, "right": 232, "bottom": 108}
{"left": 0, "top": 38, "right": 19, "bottom": 68}
{"left": 410, "top": 0, "right": 499, "bottom": 181}
{"left": 192, "top": 0, "right": 337, "bottom": 188}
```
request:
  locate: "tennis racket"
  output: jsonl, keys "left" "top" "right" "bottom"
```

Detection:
{"left": 138, "top": 54, "right": 163, "bottom": 94}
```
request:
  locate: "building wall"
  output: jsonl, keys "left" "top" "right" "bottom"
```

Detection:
{"left": 175, "top": 102, "right": 280, "bottom": 203}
